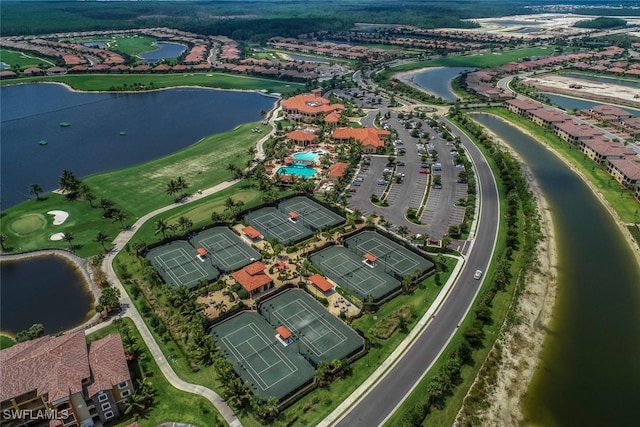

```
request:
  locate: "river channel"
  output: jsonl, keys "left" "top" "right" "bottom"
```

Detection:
{"left": 473, "top": 113, "right": 640, "bottom": 426}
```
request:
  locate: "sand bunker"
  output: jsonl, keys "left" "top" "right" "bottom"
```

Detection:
{"left": 50, "top": 232, "right": 65, "bottom": 241}
{"left": 48, "top": 210, "right": 69, "bottom": 225}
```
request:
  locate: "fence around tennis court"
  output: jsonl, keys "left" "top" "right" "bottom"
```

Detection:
{"left": 146, "top": 240, "right": 220, "bottom": 289}
{"left": 209, "top": 312, "right": 315, "bottom": 401}
{"left": 343, "top": 230, "right": 435, "bottom": 280}
{"left": 259, "top": 289, "right": 364, "bottom": 366}
{"left": 244, "top": 207, "right": 313, "bottom": 244}
{"left": 277, "top": 196, "right": 345, "bottom": 232}
{"left": 191, "top": 226, "right": 261, "bottom": 273}
{"left": 308, "top": 245, "right": 400, "bottom": 302}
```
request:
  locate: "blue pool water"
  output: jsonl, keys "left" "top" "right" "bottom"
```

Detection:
{"left": 293, "top": 151, "right": 321, "bottom": 162}
{"left": 277, "top": 163, "right": 316, "bottom": 178}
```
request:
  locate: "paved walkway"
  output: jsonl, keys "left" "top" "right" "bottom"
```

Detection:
{"left": 93, "top": 180, "right": 243, "bottom": 427}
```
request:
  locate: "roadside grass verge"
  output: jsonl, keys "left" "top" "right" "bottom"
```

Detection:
{"left": 389, "top": 47, "right": 553, "bottom": 72}
{"left": 1, "top": 73, "right": 303, "bottom": 95}
{"left": 86, "top": 318, "right": 225, "bottom": 427}
{"left": 84, "top": 122, "right": 262, "bottom": 217}
{"left": 0, "top": 193, "right": 123, "bottom": 257}
{"left": 484, "top": 108, "right": 640, "bottom": 223}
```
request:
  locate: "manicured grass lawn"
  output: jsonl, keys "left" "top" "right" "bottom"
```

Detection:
{"left": 87, "top": 318, "right": 225, "bottom": 427}
{"left": 0, "top": 49, "right": 55, "bottom": 69}
{"left": 0, "top": 193, "right": 123, "bottom": 257}
{"left": 2, "top": 73, "right": 304, "bottom": 95}
{"left": 391, "top": 46, "right": 553, "bottom": 71}
{"left": 84, "top": 122, "right": 263, "bottom": 218}
{"left": 486, "top": 108, "right": 640, "bottom": 223}
{"left": 108, "top": 35, "right": 158, "bottom": 56}
{"left": 0, "top": 334, "right": 16, "bottom": 349}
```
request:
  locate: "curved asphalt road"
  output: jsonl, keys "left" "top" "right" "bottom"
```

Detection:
{"left": 334, "top": 117, "right": 500, "bottom": 427}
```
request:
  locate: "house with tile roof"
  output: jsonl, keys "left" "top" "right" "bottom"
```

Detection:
{"left": 0, "top": 331, "right": 133, "bottom": 427}
{"left": 607, "top": 157, "right": 640, "bottom": 187}
{"left": 554, "top": 121, "right": 604, "bottom": 145}
{"left": 332, "top": 127, "right": 391, "bottom": 154}
{"left": 579, "top": 136, "right": 636, "bottom": 165}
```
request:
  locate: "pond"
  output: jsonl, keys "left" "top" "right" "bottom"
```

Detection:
{"left": 0, "top": 83, "right": 276, "bottom": 208}
{"left": 543, "top": 93, "right": 640, "bottom": 117}
{"left": 410, "top": 67, "right": 476, "bottom": 101}
{"left": 473, "top": 113, "right": 640, "bottom": 426}
{"left": 138, "top": 42, "right": 187, "bottom": 63}
{"left": 0, "top": 255, "right": 94, "bottom": 336}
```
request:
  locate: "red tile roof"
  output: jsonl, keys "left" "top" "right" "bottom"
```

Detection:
{"left": 0, "top": 331, "right": 90, "bottom": 403}
{"left": 332, "top": 127, "right": 391, "bottom": 148}
{"left": 328, "top": 162, "right": 349, "bottom": 178}
{"left": 86, "top": 334, "right": 131, "bottom": 398}
{"left": 364, "top": 253, "right": 377, "bottom": 262}
{"left": 286, "top": 130, "right": 317, "bottom": 142}
{"left": 289, "top": 211, "right": 299, "bottom": 219}
{"left": 276, "top": 326, "right": 292, "bottom": 340}
{"left": 243, "top": 226, "right": 262, "bottom": 239}
{"left": 281, "top": 93, "right": 344, "bottom": 116}
{"left": 231, "top": 262, "right": 272, "bottom": 292}
{"left": 309, "top": 274, "right": 334, "bottom": 292}
{"left": 197, "top": 248, "right": 208, "bottom": 256}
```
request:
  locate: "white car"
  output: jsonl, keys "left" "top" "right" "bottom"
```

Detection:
{"left": 474, "top": 270, "right": 483, "bottom": 280}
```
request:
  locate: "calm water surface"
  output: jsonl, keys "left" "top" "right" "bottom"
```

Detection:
{"left": 473, "top": 113, "right": 640, "bottom": 426}
{"left": 138, "top": 42, "right": 187, "bottom": 62}
{"left": 412, "top": 67, "right": 476, "bottom": 101}
{"left": 0, "top": 256, "right": 94, "bottom": 335}
{"left": 544, "top": 92, "right": 640, "bottom": 117}
{"left": 1, "top": 83, "right": 276, "bottom": 208}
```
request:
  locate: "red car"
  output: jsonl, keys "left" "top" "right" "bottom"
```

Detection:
{"left": 348, "top": 188, "right": 357, "bottom": 193}
{"left": 419, "top": 169, "right": 429, "bottom": 174}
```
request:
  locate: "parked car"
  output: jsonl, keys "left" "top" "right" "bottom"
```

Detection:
{"left": 348, "top": 188, "right": 357, "bottom": 193}
{"left": 419, "top": 169, "right": 429, "bottom": 174}
{"left": 397, "top": 161, "right": 405, "bottom": 166}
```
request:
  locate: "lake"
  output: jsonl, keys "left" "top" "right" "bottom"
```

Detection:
{"left": 543, "top": 92, "right": 640, "bottom": 117}
{"left": 473, "top": 113, "right": 640, "bottom": 426}
{"left": 411, "top": 67, "right": 476, "bottom": 101}
{"left": 0, "top": 255, "right": 94, "bottom": 335}
{"left": 286, "top": 53, "right": 329, "bottom": 63}
{"left": 0, "top": 83, "right": 276, "bottom": 208}
{"left": 138, "top": 42, "right": 187, "bottom": 63}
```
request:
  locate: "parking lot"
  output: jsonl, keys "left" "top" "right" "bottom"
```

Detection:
{"left": 347, "top": 111, "right": 468, "bottom": 240}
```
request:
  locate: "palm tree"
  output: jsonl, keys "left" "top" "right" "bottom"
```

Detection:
{"left": 78, "top": 183, "right": 96, "bottom": 207}
{"left": 397, "top": 225, "right": 409, "bottom": 239}
{"left": 99, "top": 198, "right": 114, "bottom": 215}
{"left": 178, "top": 216, "right": 193, "bottom": 233}
{"left": 58, "top": 170, "right": 80, "bottom": 194}
{"left": 0, "top": 234, "right": 6, "bottom": 251}
{"left": 28, "top": 183, "right": 43, "bottom": 200}
{"left": 166, "top": 179, "right": 179, "bottom": 200}
{"left": 62, "top": 231, "right": 75, "bottom": 250}
{"left": 154, "top": 218, "right": 169, "bottom": 237}
{"left": 95, "top": 231, "right": 109, "bottom": 251}
{"left": 175, "top": 176, "right": 189, "bottom": 194}
{"left": 111, "top": 209, "right": 127, "bottom": 227}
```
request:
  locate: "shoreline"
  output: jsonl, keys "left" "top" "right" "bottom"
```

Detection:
{"left": 460, "top": 113, "right": 640, "bottom": 425}
{"left": 0, "top": 249, "right": 102, "bottom": 335}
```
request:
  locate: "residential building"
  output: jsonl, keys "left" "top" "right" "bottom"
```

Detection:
{"left": 0, "top": 331, "right": 133, "bottom": 427}
{"left": 529, "top": 108, "right": 570, "bottom": 129}
{"left": 607, "top": 157, "right": 640, "bottom": 187}
{"left": 554, "top": 121, "right": 604, "bottom": 145}
{"left": 581, "top": 105, "right": 633, "bottom": 122}
{"left": 504, "top": 98, "right": 544, "bottom": 116}
{"left": 579, "top": 137, "right": 637, "bottom": 165}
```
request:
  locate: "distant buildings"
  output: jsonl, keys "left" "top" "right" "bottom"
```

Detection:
{"left": 1, "top": 331, "right": 133, "bottom": 427}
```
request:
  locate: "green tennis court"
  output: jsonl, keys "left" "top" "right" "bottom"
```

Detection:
{"left": 146, "top": 240, "right": 220, "bottom": 289}
{"left": 192, "top": 226, "right": 261, "bottom": 273}
{"left": 245, "top": 207, "right": 313, "bottom": 244}
{"left": 344, "top": 231, "right": 434, "bottom": 279}
{"left": 260, "top": 289, "right": 364, "bottom": 365}
{"left": 210, "top": 312, "right": 315, "bottom": 401}
{"left": 277, "top": 196, "right": 344, "bottom": 231}
{"left": 308, "top": 246, "right": 400, "bottom": 301}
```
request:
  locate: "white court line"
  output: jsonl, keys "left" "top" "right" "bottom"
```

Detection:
{"left": 155, "top": 247, "right": 207, "bottom": 284}
{"left": 282, "top": 200, "right": 341, "bottom": 228}
{"left": 273, "top": 299, "right": 348, "bottom": 356}
{"left": 251, "top": 211, "right": 306, "bottom": 241}
{"left": 222, "top": 323, "right": 298, "bottom": 391}
{"left": 351, "top": 236, "right": 421, "bottom": 274}
{"left": 200, "top": 233, "right": 253, "bottom": 268}
{"left": 321, "top": 253, "right": 388, "bottom": 296}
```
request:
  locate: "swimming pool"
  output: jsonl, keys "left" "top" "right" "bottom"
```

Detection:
{"left": 277, "top": 163, "right": 316, "bottom": 178}
{"left": 293, "top": 151, "right": 321, "bottom": 162}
